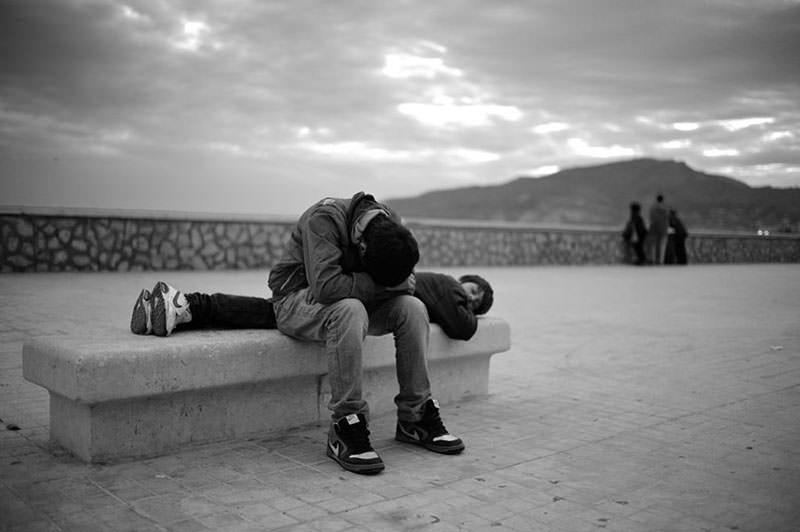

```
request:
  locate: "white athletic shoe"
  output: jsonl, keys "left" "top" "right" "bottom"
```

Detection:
{"left": 151, "top": 281, "right": 192, "bottom": 337}
{"left": 130, "top": 289, "right": 153, "bottom": 335}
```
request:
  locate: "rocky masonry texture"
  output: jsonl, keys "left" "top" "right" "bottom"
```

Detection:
{"left": 1, "top": 214, "right": 292, "bottom": 272}
{"left": 1, "top": 211, "right": 798, "bottom": 272}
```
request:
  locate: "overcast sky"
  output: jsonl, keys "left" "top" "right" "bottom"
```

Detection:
{"left": 1, "top": 0, "right": 799, "bottom": 216}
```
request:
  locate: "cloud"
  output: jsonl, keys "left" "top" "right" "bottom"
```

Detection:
{"left": 673, "top": 123, "right": 701, "bottom": 132}
{"left": 381, "top": 51, "right": 463, "bottom": 79}
{"left": 397, "top": 101, "right": 523, "bottom": 128}
{"left": 1, "top": 0, "right": 799, "bottom": 216}
{"left": 532, "top": 122, "right": 570, "bottom": 134}
{"left": 567, "top": 138, "right": 640, "bottom": 159}
{"left": 717, "top": 117, "right": 775, "bottom": 131}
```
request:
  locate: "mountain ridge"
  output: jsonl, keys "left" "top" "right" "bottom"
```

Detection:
{"left": 387, "top": 158, "right": 800, "bottom": 232}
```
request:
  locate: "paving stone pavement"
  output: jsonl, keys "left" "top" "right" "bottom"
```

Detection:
{"left": 1, "top": 264, "right": 799, "bottom": 532}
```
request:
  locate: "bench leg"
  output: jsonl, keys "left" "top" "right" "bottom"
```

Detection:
{"left": 47, "top": 355, "right": 496, "bottom": 463}
{"left": 49, "top": 376, "right": 323, "bottom": 463}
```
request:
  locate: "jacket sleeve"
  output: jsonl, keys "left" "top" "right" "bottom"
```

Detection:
{"left": 302, "top": 212, "right": 378, "bottom": 304}
{"left": 435, "top": 287, "right": 478, "bottom": 341}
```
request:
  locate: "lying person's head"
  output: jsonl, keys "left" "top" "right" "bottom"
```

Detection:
{"left": 458, "top": 274, "right": 494, "bottom": 315}
{"left": 361, "top": 215, "right": 419, "bottom": 286}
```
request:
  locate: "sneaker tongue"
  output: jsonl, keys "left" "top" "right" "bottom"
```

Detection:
{"left": 345, "top": 414, "right": 361, "bottom": 426}
{"left": 423, "top": 400, "right": 447, "bottom": 436}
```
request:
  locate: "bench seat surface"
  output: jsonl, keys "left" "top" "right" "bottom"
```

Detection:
{"left": 23, "top": 317, "right": 511, "bottom": 403}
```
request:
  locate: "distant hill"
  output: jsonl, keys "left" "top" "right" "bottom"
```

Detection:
{"left": 387, "top": 158, "right": 800, "bottom": 233}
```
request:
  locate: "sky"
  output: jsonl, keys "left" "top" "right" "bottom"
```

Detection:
{"left": 1, "top": 0, "right": 799, "bottom": 217}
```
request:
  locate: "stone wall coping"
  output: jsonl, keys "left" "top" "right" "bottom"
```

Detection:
{"left": 0, "top": 204, "right": 299, "bottom": 224}
{"left": 404, "top": 217, "right": 799, "bottom": 239}
{"left": 4, "top": 204, "right": 797, "bottom": 240}
{"left": 405, "top": 217, "right": 624, "bottom": 233}
{"left": 22, "top": 317, "right": 511, "bottom": 404}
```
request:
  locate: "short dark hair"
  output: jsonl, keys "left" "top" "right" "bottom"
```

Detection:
{"left": 459, "top": 274, "right": 494, "bottom": 315}
{"left": 362, "top": 215, "right": 419, "bottom": 286}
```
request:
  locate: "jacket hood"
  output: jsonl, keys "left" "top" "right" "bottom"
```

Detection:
{"left": 345, "top": 192, "right": 388, "bottom": 245}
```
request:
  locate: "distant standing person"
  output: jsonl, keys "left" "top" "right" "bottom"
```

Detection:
{"left": 622, "top": 202, "right": 648, "bottom": 265}
{"left": 666, "top": 208, "right": 689, "bottom": 265}
{"left": 648, "top": 194, "right": 669, "bottom": 264}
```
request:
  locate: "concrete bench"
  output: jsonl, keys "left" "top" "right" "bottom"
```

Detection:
{"left": 22, "top": 318, "right": 511, "bottom": 463}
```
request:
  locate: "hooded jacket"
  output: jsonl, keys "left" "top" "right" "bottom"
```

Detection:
{"left": 623, "top": 212, "right": 647, "bottom": 243}
{"left": 414, "top": 272, "right": 478, "bottom": 341}
{"left": 267, "top": 192, "right": 402, "bottom": 304}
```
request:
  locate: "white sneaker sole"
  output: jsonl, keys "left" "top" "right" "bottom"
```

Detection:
{"left": 151, "top": 282, "right": 185, "bottom": 337}
{"left": 326, "top": 442, "right": 384, "bottom": 474}
{"left": 130, "top": 289, "right": 152, "bottom": 335}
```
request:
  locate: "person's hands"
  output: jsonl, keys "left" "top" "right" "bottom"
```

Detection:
{"left": 386, "top": 273, "right": 415, "bottom": 294}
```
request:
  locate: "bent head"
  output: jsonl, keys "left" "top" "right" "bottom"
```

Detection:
{"left": 458, "top": 274, "right": 494, "bottom": 315}
{"left": 361, "top": 215, "right": 419, "bottom": 286}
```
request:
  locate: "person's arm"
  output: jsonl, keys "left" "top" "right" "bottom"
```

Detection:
{"left": 676, "top": 217, "right": 688, "bottom": 237}
{"left": 302, "top": 213, "right": 378, "bottom": 304}
{"left": 419, "top": 275, "right": 477, "bottom": 340}
{"left": 622, "top": 221, "right": 632, "bottom": 240}
{"left": 636, "top": 217, "right": 647, "bottom": 238}
{"left": 439, "top": 291, "right": 478, "bottom": 340}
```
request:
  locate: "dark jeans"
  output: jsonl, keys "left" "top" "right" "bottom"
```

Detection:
{"left": 179, "top": 293, "right": 277, "bottom": 330}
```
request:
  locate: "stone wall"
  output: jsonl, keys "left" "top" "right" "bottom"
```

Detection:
{"left": 1, "top": 209, "right": 798, "bottom": 273}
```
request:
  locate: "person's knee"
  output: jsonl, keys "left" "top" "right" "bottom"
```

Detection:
{"left": 394, "top": 295, "right": 429, "bottom": 324}
{"left": 327, "top": 298, "right": 368, "bottom": 336}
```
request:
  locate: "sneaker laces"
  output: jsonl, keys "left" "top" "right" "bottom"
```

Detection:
{"left": 340, "top": 421, "right": 374, "bottom": 454}
{"left": 421, "top": 401, "right": 448, "bottom": 437}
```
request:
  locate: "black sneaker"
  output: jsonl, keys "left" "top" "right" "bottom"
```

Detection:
{"left": 327, "top": 413, "right": 384, "bottom": 475}
{"left": 396, "top": 399, "right": 465, "bottom": 454}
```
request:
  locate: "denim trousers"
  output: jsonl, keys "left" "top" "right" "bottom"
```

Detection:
{"left": 273, "top": 288, "right": 432, "bottom": 423}
{"left": 182, "top": 292, "right": 276, "bottom": 329}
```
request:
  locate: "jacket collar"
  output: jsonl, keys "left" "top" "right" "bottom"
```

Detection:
{"left": 351, "top": 208, "right": 387, "bottom": 245}
{"left": 345, "top": 192, "right": 387, "bottom": 245}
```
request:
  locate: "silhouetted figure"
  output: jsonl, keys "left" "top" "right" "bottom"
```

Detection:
{"left": 622, "top": 202, "right": 648, "bottom": 265}
{"left": 665, "top": 209, "right": 689, "bottom": 265}
{"left": 648, "top": 194, "right": 669, "bottom": 264}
